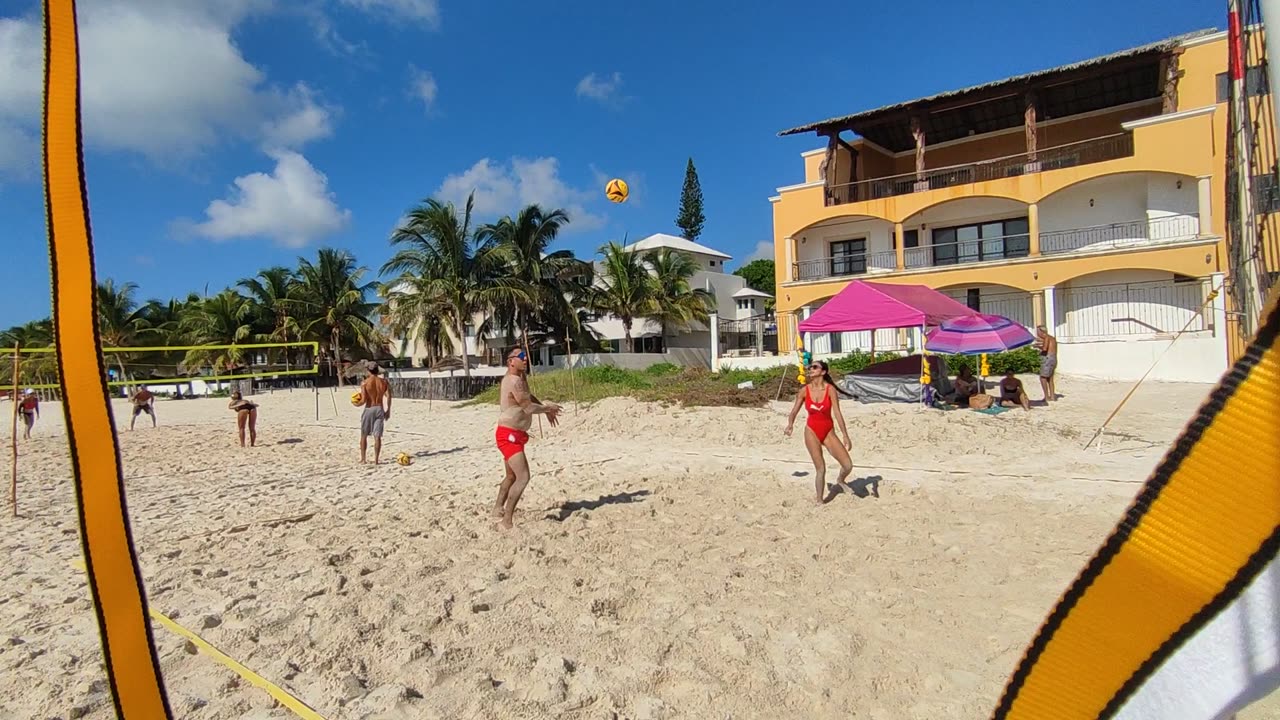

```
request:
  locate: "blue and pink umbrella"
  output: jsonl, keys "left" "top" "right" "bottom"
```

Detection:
{"left": 924, "top": 313, "right": 1035, "bottom": 355}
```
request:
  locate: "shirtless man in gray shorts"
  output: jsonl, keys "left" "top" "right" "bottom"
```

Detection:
{"left": 359, "top": 364, "right": 392, "bottom": 464}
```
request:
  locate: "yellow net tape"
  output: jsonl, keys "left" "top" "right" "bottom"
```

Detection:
{"left": 1, "top": 341, "right": 320, "bottom": 391}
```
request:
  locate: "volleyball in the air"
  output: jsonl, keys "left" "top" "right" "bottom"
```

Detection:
{"left": 605, "top": 178, "right": 629, "bottom": 203}
{"left": 396, "top": 452, "right": 412, "bottom": 466}
{"left": 350, "top": 391, "right": 363, "bottom": 406}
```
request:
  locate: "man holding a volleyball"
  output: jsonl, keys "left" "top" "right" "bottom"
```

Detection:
{"left": 493, "top": 347, "right": 561, "bottom": 530}
{"left": 357, "top": 364, "right": 392, "bottom": 464}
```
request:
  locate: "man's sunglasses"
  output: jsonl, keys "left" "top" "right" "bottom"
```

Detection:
{"left": 509, "top": 351, "right": 527, "bottom": 361}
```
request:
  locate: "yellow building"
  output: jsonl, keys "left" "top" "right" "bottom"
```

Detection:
{"left": 769, "top": 29, "right": 1273, "bottom": 382}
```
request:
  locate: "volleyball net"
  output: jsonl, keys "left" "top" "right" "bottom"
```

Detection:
{"left": 1, "top": 341, "right": 320, "bottom": 393}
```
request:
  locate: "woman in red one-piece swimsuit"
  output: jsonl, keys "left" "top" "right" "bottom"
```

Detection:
{"left": 784, "top": 361, "right": 855, "bottom": 504}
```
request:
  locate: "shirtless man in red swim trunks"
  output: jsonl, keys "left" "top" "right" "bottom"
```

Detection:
{"left": 493, "top": 347, "right": 561, "bottom": 530}
{"left": 784, "top": 360, "right": 855, "bottom": 504}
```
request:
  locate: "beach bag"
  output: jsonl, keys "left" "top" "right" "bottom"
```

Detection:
{"left": 969, "top": 393, "right": 994, "bottom": 410}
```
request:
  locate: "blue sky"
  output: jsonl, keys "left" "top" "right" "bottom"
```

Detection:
{"left": 0, "top": 0, "right": 1217, "bottom": 328}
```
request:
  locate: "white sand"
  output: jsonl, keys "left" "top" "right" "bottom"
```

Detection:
{"left": 1, "top": 375, "right": 1275, "bottom": 719}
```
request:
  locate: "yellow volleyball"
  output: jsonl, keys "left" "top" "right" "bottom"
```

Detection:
{"left": 605, "top": 178, "right": 629, "bottom": 203}
{"left": 350, "top": 391, "right": 363, "bottom": 406}
{"left": 396, "top": 452, "right": 412, "bottom": 466}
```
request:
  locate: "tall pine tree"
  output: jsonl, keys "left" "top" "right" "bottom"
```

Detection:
{"left": 675, "top": 158, "right": 705, "bottom": 242}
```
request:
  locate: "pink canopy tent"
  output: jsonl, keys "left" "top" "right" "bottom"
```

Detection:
{"left": 797, "top": 280, "right": 977, "bottom": 333}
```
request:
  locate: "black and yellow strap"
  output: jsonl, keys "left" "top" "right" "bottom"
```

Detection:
{"left": 992, "top": 288, "right": 1280, "bottom": 719}
{"left": 44, "top": 1, "right": 173, "bottom": 717}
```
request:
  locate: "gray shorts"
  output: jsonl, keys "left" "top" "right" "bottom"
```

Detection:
{"left": 1040, "top": 354, "right": 1058, "bottom": 378}
{"left": 360, "top": 406, "right": 385, "bottom": 437}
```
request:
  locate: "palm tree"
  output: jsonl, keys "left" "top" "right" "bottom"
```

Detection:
{"left": 294, "top": 248, "right": 379, "bottom": 384}
{"left": 180, "top": 290, "right": 255, "bottom": 372}
{"left": 1, "top": 319, "right": 55, "bottom": 390}
{"left": 97, "top": 279, "right": 148, "bottom": 383}
{"left": 644, "top": 248, "right": 716, "bottom": 341}
{"left": 589, "top": 241, "right": 656, "bottom": 353}
{"left": 239, "top": 266, "right": 300, "bottom": 369}
{"left": 381, "top": 193, "right": 527, "bottom": 377}
{"left": 479, "top": 205, "right": 588, "bottom": 358}
{"left": 380, "top": 276, "right": 457, "bottom": 368}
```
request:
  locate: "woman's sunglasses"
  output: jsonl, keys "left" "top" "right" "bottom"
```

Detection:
{"left": 808, "top": 363, "right": 822, "bottom": 370}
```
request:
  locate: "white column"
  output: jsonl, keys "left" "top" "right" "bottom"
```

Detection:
{"left": 1197, "top": 175, "right": 1213, "bottom": 237}
{"left": 1043, "top": 286, "right": 1058, "bottom": 335}
{"left": 709, "top": 312, "right": 720, "bottom": 373}
{"left": 1211, "top": 272, "right": 1227, "bottom": 337}
{"left": 1263, "top": 0, "right": 1280, "bottom": 139}
{"left": 783, "top": 236, "right": 795, "bottom": 282}
{"left": 802, "top": 305, "right": 813, "bottom": 354}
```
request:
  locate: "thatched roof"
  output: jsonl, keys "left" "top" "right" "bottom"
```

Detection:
{"left": 778, "top": 29, "right": 1217, "bottom": 148}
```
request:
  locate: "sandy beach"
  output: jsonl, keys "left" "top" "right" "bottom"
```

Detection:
{"left": 1, "top": 375, "right": 1273, "bottom": 719}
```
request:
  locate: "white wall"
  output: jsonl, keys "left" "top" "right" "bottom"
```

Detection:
{"left": 1055, "top": 270, "right": 1211, "bottom": 340}
{"left": 1039, "top": 174, "right": 1148, "bottom": 233}
{"left": 732, "top": 297, "right": 767, "bottom": 321}
{"left": 1038, "top": 173, "right": 1199, "bottom": 252}
{"left": 794, "top": 217, "right": 895, "bottom": 266}
{"left": 1057, "top": 334, "right": 1226, "bottom": 383}
{"left": 908, "top": 197, "right": 1028, "bottom": 230}
{"left": 939, "top": 285, "right": 1035, "bottom": 328}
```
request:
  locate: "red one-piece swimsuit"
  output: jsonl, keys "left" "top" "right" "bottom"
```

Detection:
{"left": 805, "top": 385, "right": 834, "bottom": 442}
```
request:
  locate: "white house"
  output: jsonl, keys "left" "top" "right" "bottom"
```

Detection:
{"left": 585, "top": 233, "right": 771, "bottom": 356}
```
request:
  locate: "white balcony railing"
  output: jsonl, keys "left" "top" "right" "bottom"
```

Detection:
{"left": 1040, "top": 214, "right": 1200, "bottom": 256}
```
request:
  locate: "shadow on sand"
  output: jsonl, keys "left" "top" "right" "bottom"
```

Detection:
{"left": 548, "top": 490, "right": 651, "bottom": 521}
{"left": 413, "top": 446, "right": 467, "bottom": 459}
{"left": 821, "top": 474, "right": 882, "bottom": 503}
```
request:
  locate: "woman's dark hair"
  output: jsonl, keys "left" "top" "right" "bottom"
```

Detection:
{"left": 809, "top": 360, "right": 854, "bottom": 398}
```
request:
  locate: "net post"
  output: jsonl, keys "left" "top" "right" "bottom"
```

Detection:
{"left": 10, "top": 344, "right": 20, "bottom": 517}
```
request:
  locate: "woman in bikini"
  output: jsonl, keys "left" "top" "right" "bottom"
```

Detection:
{"left": 228, "top": 390, "right": 258, "bottom": 447}
{"left": 784, "top": 360, "right": 856, "bottom": 505}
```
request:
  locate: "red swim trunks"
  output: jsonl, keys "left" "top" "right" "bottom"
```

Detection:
{"left": 495, "top": 426, "right": 529, "bottom": 460}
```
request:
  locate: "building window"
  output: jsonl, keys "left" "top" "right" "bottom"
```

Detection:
{"left": 709, "top": 260, "right": 715, "bottom": 267}
{"left": 830, "top": 238, "right": 867, "bottom": 276}
{"left": 1216, "top": 66, "right": 1270, "bottom": 103}
{"left": 966, "top": 288, "right": 981, "bottom": 311}
{"left": 903, "top": 229, "right": 919, "bottom": 248}
{"left": 463, "top": 323, "right": 475, "bottom": 337}
{"left": 931, "top": 217, "right": 1029, "bottom": 266}
{"left": 1253, "top": 172, "right": 1280, "bottom": 214}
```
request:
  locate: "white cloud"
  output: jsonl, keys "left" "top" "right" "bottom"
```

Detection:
{"left": 436, "top": 157, "right": 608, "bottom": 232}
{"left": 575, "top": 72, "right": 624, "bottom": 106}
{"left": 408, "top": 65, "right": 438, "bottom": 112}
{"left": 260, "top": 84, "right": 337, "bottom": 151}
{"left": 337, "top": 0, "right": 440, "bottom": 27}
{"left": 181, "top": 150, "right": 351, "bottom": 248}
{"left": 0, "top": 1, "right": 337, "bottom": 175}
{"left": 744, "top": 240, "right": 775, "bottom": 262}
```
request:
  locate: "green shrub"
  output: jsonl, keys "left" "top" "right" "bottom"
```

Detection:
{"left": 939, "top": 345, "right": 1040, "bottom": 375}
{"left": 644, "top": 362, "right": 682, "bottom": 377}
{"left": 827, "top": 350, "right": 903, "bottom": 374}
{"left": 575, "top": 365, "right": 650, "bottom": 388}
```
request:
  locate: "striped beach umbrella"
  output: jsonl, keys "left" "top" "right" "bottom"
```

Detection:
{"left": 924, "top": 313, "right": 1035, "bottom": 355}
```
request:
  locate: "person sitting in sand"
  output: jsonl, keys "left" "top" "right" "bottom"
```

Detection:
{"left": 950, "top": 365, "right": 980, "bottom": 407}
{"left": 359, "top": 364, "right": 392, "bottom": 465}
{"left": 998, "top": 371, "right": 1031, "bottom": 411}
{"left": 228, "top": 390, "right": 258, "bottom": 447}
{"left": 129, "top": 387, "right": 156, "bottom": 430}
{"left": 784, "top": 360, "right": 855, "bottom": 505}
{"left": 493, "top": 347, "right": 561, "bottom": 530}
{"left": 18, "top": 389, "right": 39, "bottom": 439}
